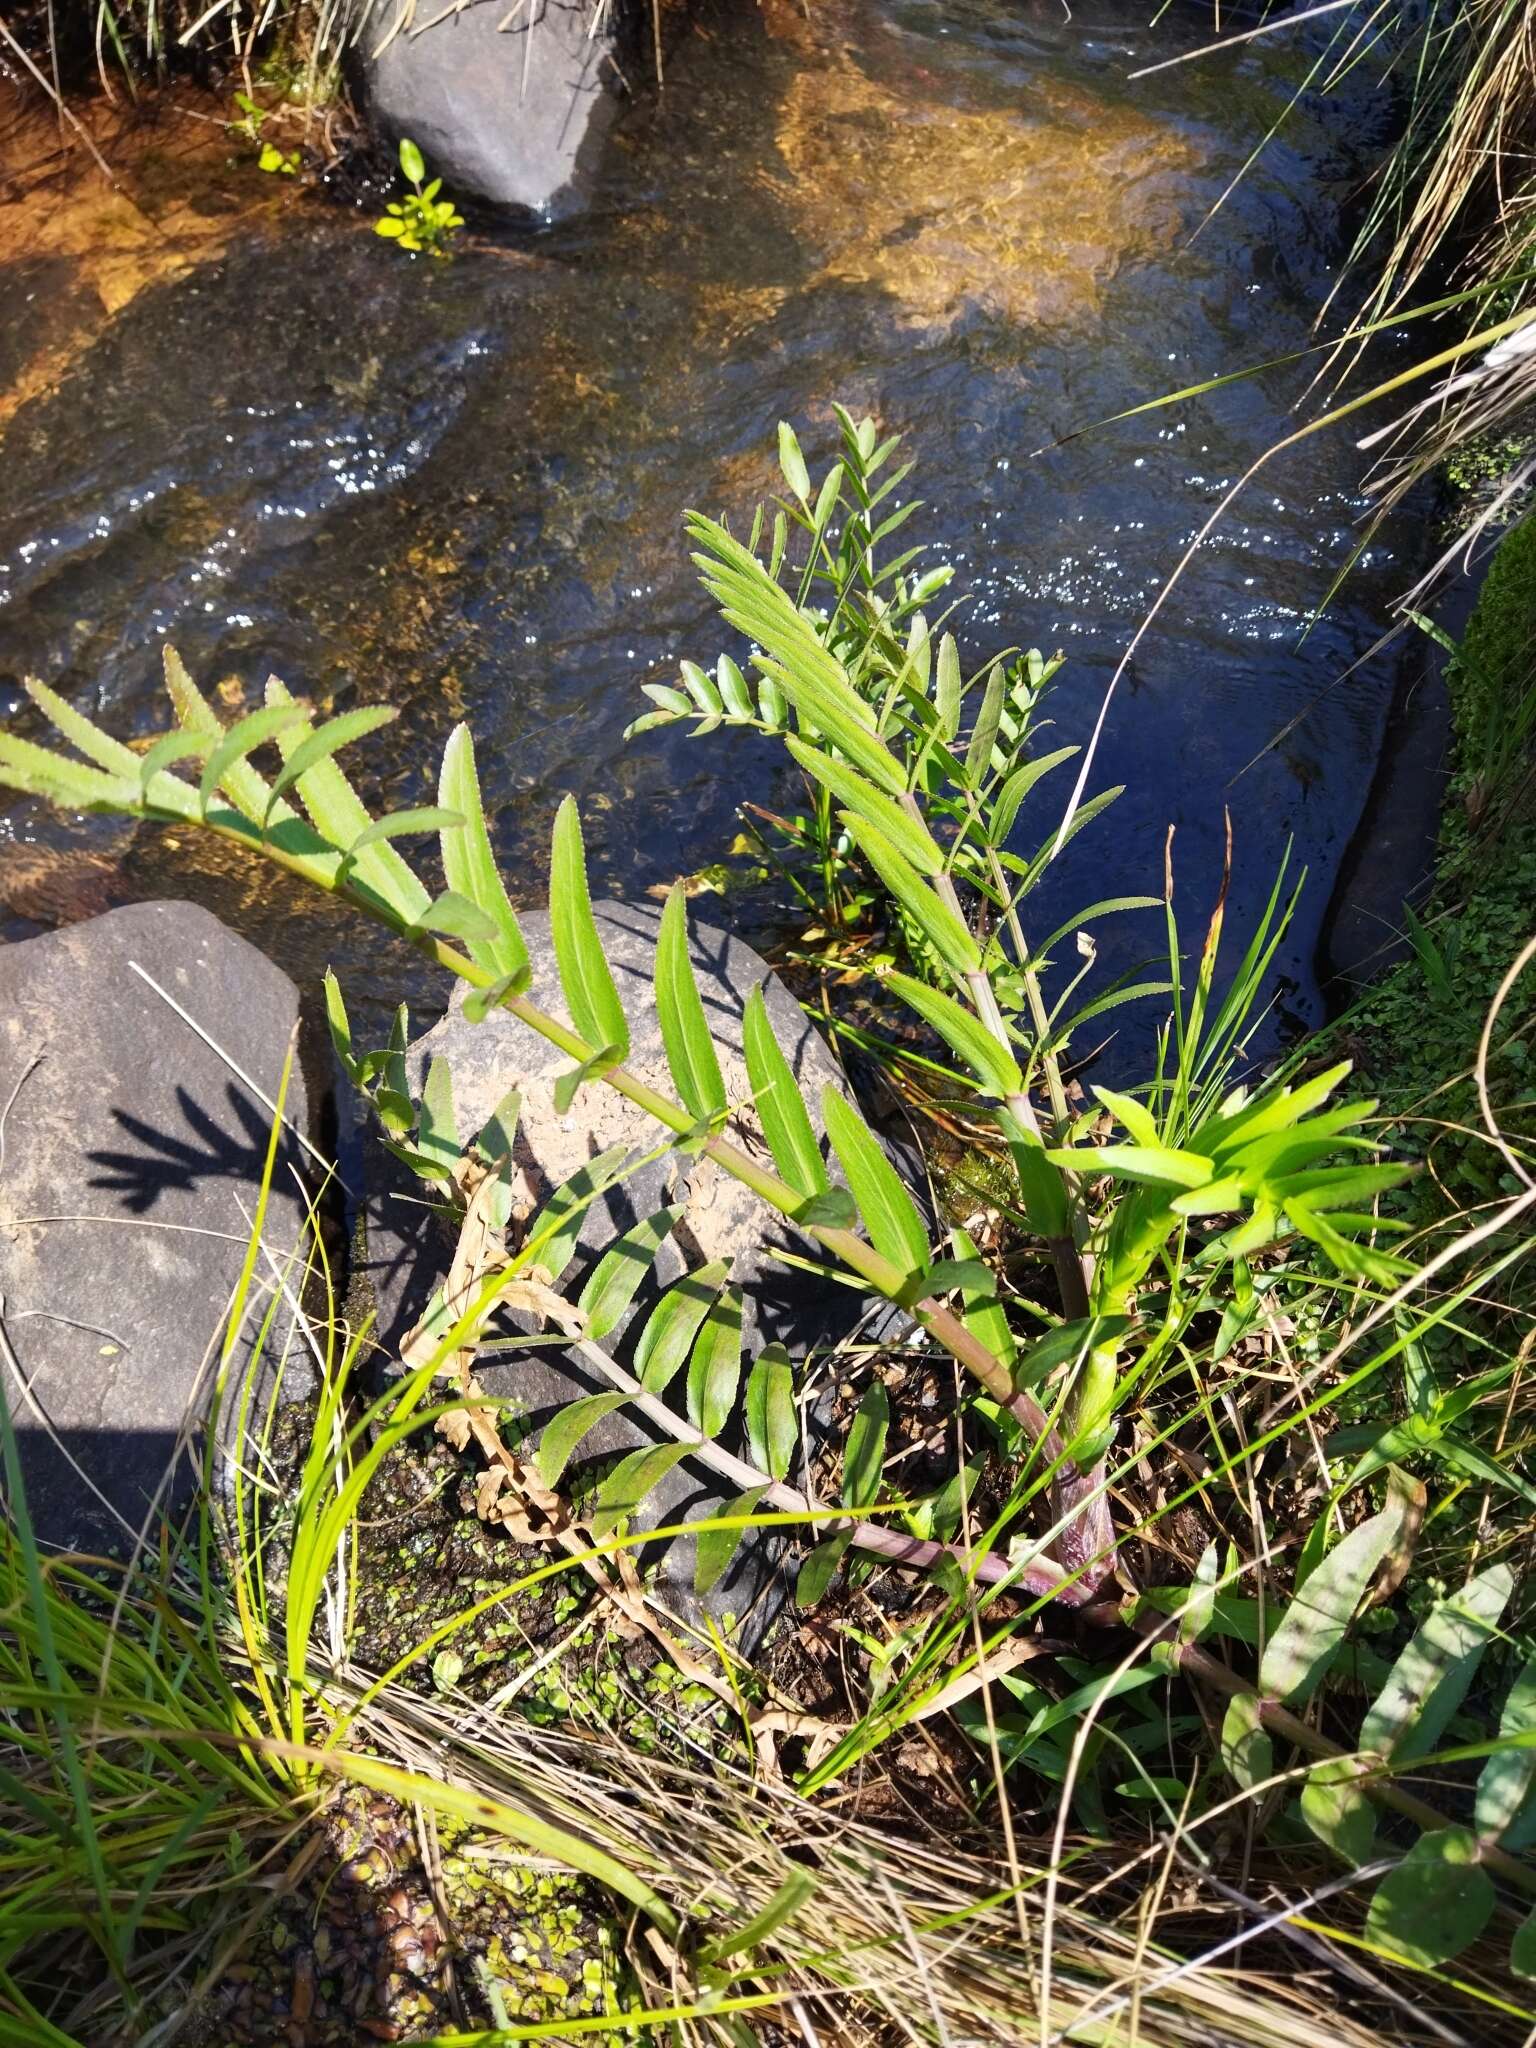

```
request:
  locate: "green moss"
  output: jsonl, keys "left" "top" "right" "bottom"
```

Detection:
{"left": 1347, "top": 516, "right": 1536, "bottom": 1217}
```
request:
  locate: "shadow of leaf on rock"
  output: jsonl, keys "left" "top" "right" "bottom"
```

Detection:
{"left": 86, "top": 1082, "right": 292, "bottom": 1215}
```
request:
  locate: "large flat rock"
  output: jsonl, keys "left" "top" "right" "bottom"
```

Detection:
{"left": 361, "top": 0, "right": 619, "bottom": 218}
{"left": 362, "top": 900, "right": 864, "bottom": 1646}
{"left": 0, "top": 901, "right": 321, "bottom": 1551}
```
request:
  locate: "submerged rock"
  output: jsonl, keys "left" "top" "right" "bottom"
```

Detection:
{"left": 0, "top": 901, "right": 322, "bottom": 1549}
{"left": 359, "top": 0, "right": 620, "bottom": 218}
{"left": 361, "top": 900, "right": 864, "bottom": 1650}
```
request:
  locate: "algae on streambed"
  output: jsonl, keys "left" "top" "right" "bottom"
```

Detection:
{"left": 193, "top": 1780, "right": 619, "bottom": 2042}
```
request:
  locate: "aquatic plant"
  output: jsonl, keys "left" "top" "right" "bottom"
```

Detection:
{"left": 374, "top": 136, "right": 463, "bottom": 257}
{"left": 3, "top": 412, "right": 1536, "bottom": 2025}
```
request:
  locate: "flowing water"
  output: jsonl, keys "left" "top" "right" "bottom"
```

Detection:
{"left": 0, "top": 0, "right": 1409, "bottom": 1058}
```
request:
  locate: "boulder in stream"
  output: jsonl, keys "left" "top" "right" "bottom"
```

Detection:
{"left": 360, "top": 0, "right": 620, "bottom": 218}
{"left": 0, "top": 902, "right": 322, "bottom": 1551}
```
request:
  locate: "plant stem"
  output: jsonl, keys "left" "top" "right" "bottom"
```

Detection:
{"left": 545, "top": 1315, "right": 1084, "bottom": 1602}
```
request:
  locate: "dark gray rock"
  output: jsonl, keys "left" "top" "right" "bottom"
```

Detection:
{"left": 361, "top": 901, "right": 864, "bottom": 1647}
{"left": 360, "top": 0, "right": 619, "bottom": 218}
{"left": 0, "top": 902, "right": 322, "bottom": 1551}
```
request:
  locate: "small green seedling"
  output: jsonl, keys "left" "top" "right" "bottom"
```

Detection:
{"left": 258, "top": 142, "right": 301, "bottom": 177}
{"left": 375, "top": 136, "right": 464, "bottom": 258}
{"left": 229, "top": 90, "right": 267, "bottom": 141}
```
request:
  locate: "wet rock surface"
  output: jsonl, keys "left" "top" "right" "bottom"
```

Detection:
{"left": 361, "top": 900, "right": 859, "bottom": 1647}
{"left": 0, "top": 901, "right": 322, "bottom": 1548}
{"left": 359, "top": 0, "right": 618, "bottom": 216}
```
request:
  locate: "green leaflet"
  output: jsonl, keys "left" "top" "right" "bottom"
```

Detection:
{"left": 591, "top": 1443, "right": 691, "bottom": 1536}
{"left": 266, "top": 677, "right": 431, "bottom": 923}
{"left": 777, "top": 420, "right": 811, "bottom": 500}
{"left": 164, "top": 650, "right": 278, "bottom": 824}
{"left": 822, "top": 1086, "right": 931, "bottom": 1281}
{"left": 634, "top": 1260, "right": 730, "bottom": 1395}
{"left": 265, "top": 706, "right": 397, "bottom": 819}
{"left": 1365, "top": 1828, "right": 1495, "bottom": 1969}
{"left": 199, "top": 703, "right": 309, "bottom": 815}
{"left": 934, "top": 632, "right": 961, "bottom": 741}
{"left": 416, "top": 1057, "right": 460, "bottom": 1178}
{"left": 716, "top": 655, "right": 753, "bottom": 720}
{"left": 535, "top": 1393, "right": 631, "bottom": 1489}
{"left": 842, "top": 1381, "right": 888, "bottom": 1509}
{"left": 839, "top": 814, "right": 981, "bottom": 978}
{"left": 1477, "top": 1649, "right": 1536, "bottom": 1841}
{"left": 950, "top": 1226, "right": 1016, "bottom": 1373}
{"left": 1299, "top": 1759, "right": 1376, "bottom": 1866}
{"left": 742, "top": 986, "right": 828, "bottom": 1200}
{"left": 694, "top": 1487, "right": 767, "bottom": 1598}
{"left": 1219, "top": 1693, "right": 1272, "bottom": 1791}
{"left": 475, "top": 1088, "right": 522, "bottom": 1170}
{"left": 550, "top": 796, "right": 629, "bottom": 1061}
{"left": 964, "top": 663, "right": 1005, "bottom": 786}
{"left": 1513, "top": 1908, "right": 1536, "bottom": 1981}
{"left": 988, "top": 746, "right": 1078, "bottom": 846}
{"left": 687, "top": 1284, "right": 744, "bottom": 1440}
{"left": 884, "top": 972, "right": 1023, "bottom": 1098}
{"left": 746, "top": 1345, "right": 797, "bottom": 1481}
{"left": 1181, "top": 1541, "right": 1221, "bottom": 1645}
{"left": 553, "top": 1044, "right": 624, "bottom": 1114}
{"left": 323, "top": 969, "right": 359, "bottom": 1086}
{"left": 411, "top": 891, "right": 503, "bottom": 947}
{"left": 656, "top": 884, "right": 728, "bottom": 1123}
{"left": 345, "top": 807, "right": 464, "bottom": 862}
{"left": 577, "top": 1206, "right": 682, "bottom": 1341}
{"left": 1093, "top": 1085, "right": 1162, "bottom": 1149}
{"left": 138, "top": 730, "right": 209, "bottom": 803}
{"left": 517, "top": 1144, "right": 630, "bottom": 1282}
{"left": 1258, "top": 1508, "right": 1399, "bottom": 1704}
{"left": 1359, "top": 1563, "right": 1512, "bottom": 1763}
{"left": 784, "top": 737, "right": 944, "bottom": 876}
{"left": 24, "top": 675, "right": 140, "bottom": 780}
{"left": 438, "top": 724, "right": 531, "bottom": 987}
{"left": 797, "top": 1533, "right": 852, "bottom": 1608}
{"left": 0, "top": 727, "right": 137, "bottom": 811}
{"left": 1046, "top": 1143, "right": 1213, "bottom": 1190}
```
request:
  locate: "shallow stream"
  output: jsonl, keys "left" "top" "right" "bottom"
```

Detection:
{"left": 0, "top": 0, "right": 1411, "bottom": 1055}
